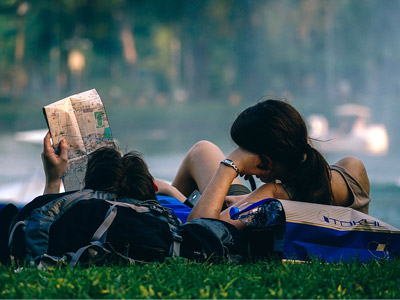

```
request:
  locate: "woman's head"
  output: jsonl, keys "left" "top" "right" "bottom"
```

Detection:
{"left": 84, "top": 146, "right": 157, "bottom": 201}
{"left": 231, "top": 99, "right": 308, "bottom": 167}
{"left": 231, "top": 99, "right": 333, "bottom": 204}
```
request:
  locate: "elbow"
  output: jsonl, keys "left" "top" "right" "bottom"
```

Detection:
{"left": 187, "top": 206, "right": 221, "bottom": 222}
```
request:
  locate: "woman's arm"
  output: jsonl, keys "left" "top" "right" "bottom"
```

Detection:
{"left": 187, "top": 147, "right": 271, "bottom": 221}
{"left": 187, "top": 164, "right": 238, "bottom": 221}
{"left": 331, "top": 156, "right": 370, "bottom": 211}
{"left": 41, "top": 132, "right": 68, "bottom": 194}
{"left": 219, "top": 181, "right": 289, "bottom": 228}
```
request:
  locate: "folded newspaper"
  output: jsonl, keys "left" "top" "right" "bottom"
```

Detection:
{"left": 43, "top": 89, "right": 114, "bottom": 191}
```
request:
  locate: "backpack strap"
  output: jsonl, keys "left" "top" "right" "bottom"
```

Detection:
{"left": 139, "top": 200, "right": 181, "bottom": 226}
{"left": 69, "top": 241, "right": 112, "bottom": 267}
{"left": 70, "top": 199, "right": 180, "bottom": 267}
{"left": 141, "top": 201, "right": 183, "bottom": 257}
{"left": 93, "top": 201, "right": 152, "bottom": 243}
{"left": 24, "top": 190, "right": 116, "bottom": 261}
{"left": 8, "top": 221, "right": 26, "bottom": 248}
{"left": 105, "top": 200, "right": 151, "bottom": 213}
{"left": 95, "top": 201, "right": 183, "bottom": 258}
{"left": 36, "top": 253, "right": 73, "bottom": 269}
{"left": 171, "top": 229, "right": 182, "bottom": 257}
{"left": 91, "top": 201, "right": 152, "bottom": 243}
{"left": 91, "top": 205, "right": 118, "bottom": 242}
{"left": 69, "top": 241, "right": 144, "bottom": 267}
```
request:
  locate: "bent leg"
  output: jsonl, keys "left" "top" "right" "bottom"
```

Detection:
{"left": 172, "top": 141, "right": 243, "bottom": 197}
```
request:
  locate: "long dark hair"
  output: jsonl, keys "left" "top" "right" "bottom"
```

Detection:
{"left": 84, "top": 146, "right": 157, "bottom": 201}
{"left": 230, "top": 99, "right": 333, "bottom": 205}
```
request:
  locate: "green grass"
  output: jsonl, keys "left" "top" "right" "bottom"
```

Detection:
{"left": 1, "top": 258, "right": 399, "bottom": 299}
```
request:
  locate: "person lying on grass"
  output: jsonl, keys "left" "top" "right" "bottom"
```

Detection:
{"left": 41, "top": 131, "right": 245, "bottom": 212}
{"left": 41, "top": 131, "right": 184, "bottom": 200}
{"left": 180, "top": 99, "right": 371, "bottom": 229}
{"left": 1, "top": 133, "right": 181, "bottom": 264}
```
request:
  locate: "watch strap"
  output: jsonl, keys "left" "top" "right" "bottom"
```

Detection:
{"left": 220, "top": 159, "right": 240, "bottom": 176}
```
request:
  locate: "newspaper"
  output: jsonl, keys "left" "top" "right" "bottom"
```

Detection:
{"left": 43, "top": 89, "right": 114, "bottom": 191}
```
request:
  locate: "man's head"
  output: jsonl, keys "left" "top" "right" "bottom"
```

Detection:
{"left": 84, "top": 146, "right": 157, "bottom": 201}
{"left": 119, "top": 151, "right": 157, "bottom": 200}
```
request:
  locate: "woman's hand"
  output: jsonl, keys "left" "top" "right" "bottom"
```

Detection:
{"left": 226, "top": 147, "right": 272, "bottom": 180}
{"left": 42, "top": 132, "right": 68, "bottom": 194}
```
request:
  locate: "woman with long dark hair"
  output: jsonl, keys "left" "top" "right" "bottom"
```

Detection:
{"left": 175, "top": 99, "right": 370, "bottom": 228}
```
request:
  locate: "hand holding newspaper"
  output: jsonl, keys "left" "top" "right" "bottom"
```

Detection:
{"left": 43, "top": 89, "right": 114, "bottom": 191}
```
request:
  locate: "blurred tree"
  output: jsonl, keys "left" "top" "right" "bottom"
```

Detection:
{"left": 1, "top": 0, "right": 400, "bottom": 113}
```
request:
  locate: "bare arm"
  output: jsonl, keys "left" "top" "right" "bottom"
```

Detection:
{"left": 187, "top": 147, "right": 272, "bottom": 221}
{"left": 331, "top": 156, "right": 370, "bottom": 212}
{"left": 219, "top": 182, "right": 288, "bottom": 229}
{"left": 187, "top": 164, "right": 238, "bottom": 220}
{"left": 154, "top": 178, "right": 186, "bottom": 202}
{"left": 41, "top": 132, "right": 68, "bottom": 194}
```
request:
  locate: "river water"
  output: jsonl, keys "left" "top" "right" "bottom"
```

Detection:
{"left": 0, "top": 131, "right": 399, "bottom": 228}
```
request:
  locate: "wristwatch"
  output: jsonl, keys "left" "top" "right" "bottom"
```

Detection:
{"left": 220, "top": 159, "right": 240, "bottom": 176}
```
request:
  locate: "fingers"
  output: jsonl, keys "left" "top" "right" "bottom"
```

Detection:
{"left": 42, "top": 131, "right": 69, "bottom": 162}
{"left": 58, "top": 139, "right": 69, "bottom": 162}
{"left": 43, "top": 131, "right": 52, "bottom": 152}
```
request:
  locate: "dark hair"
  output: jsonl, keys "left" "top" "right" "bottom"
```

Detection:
{"left": 118, "top": 151, "right": 157, "bottom": 201}
{"left": 230, "top": 99, "right": 333, "bottom": 205}
{"left": 84, "top": 146, "right": 157, "bottom": 201}
{"left": 84, "top": 146, "right": 124, "bottom": 194}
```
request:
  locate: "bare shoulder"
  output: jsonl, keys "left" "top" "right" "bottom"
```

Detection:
{"left": 334, "top": 157, "right": 367, "bottom": 177}
{"left": 331, "top": 156, "right": 370, "bottom": 206}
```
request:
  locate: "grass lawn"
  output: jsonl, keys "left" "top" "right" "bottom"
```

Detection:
{"left": 1, "top": 258, "right": 399, "bottom": 299}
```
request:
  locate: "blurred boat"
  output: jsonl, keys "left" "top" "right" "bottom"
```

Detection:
{"left": 308, "top": 104, "right": 389, "bottom": 156}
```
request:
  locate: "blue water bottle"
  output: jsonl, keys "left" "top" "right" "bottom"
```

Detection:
{"left": 230, "top": 198, "right": 286, "bottom": 260}
{"left": 230, "top": 198, "right": 284, "bottom": 227}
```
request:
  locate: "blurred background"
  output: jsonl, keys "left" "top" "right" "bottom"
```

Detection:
{"left": 0, "top": 0, "right": 399, "bottom": 226}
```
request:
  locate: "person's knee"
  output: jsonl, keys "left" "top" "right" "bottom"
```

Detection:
{"left": 185, "top": 140, "right": 226, "bottom": 175}
{"left": 188, "top": 140, "right": 222, "bottom": 158}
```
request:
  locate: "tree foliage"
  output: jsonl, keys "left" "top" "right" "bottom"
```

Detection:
{"left": 1, "top": 0, "right": 400, "bottom": 115}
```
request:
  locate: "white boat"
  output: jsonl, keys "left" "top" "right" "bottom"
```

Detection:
{"left": 308, "top": 104, "right": 389, "bottom": 156}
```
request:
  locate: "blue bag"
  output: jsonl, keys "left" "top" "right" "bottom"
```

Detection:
{"left": 157, "top": 195, "right": 191, "bottom": 223}
{"left": 279, "top": 200, "right": 400, "bottom": 262}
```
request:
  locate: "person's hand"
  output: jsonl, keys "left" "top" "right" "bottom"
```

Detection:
{"left": 226, "top": 147, "right": 272, "bottom": 180}
{"left": 42, "top": 132, "right": 68, "bottom": 194}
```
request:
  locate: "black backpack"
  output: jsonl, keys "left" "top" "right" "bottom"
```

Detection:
{"left": 7, "top": 190, "right": 244, "bottom": 267}
{"left": 0, "top": 204, "right": 19, "bottom": 264}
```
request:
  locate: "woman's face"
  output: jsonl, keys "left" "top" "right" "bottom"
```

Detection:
{"left": 256, "top": 173, "right": 274, "bottom": 183}
{"left": 256, "top": 155, "right": 275, "bottom": 183}
{"left": 257, "top": 156, "right": 286, "bottom": 183}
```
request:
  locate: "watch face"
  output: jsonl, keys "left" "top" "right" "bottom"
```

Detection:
{"left": 221, "top": 159, "right": 239, "bottom": 174}
{"left": 222, "top": 159, "right": 232, "bottom": 166}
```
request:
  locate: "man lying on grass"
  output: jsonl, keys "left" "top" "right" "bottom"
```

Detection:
{"left": 2, "top": 132, "right": 248, "bottom": 265}
{"left": 39, "top": 131, "right": 249, "bottom": 222}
